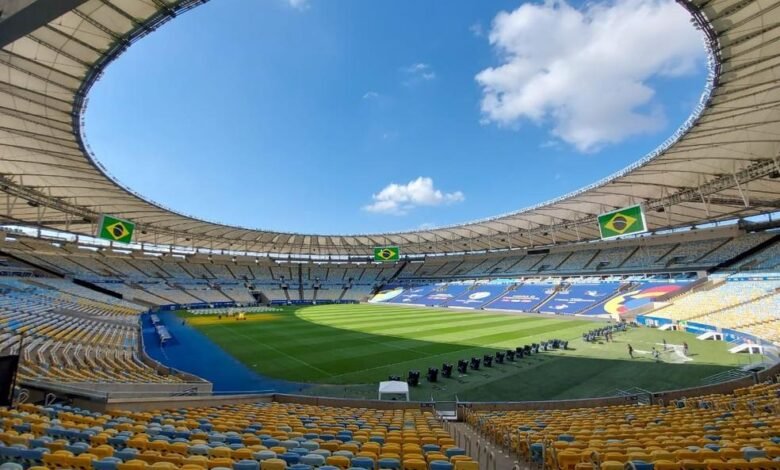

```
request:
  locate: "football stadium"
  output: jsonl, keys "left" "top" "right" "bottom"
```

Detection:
{"left": 0, "top": 1, "right": 778, "bottom": 470}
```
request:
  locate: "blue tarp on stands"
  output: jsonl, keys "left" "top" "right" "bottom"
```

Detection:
{"left": 489, "top": 284, "right": 557, "bottom": 311}
{"left": 443, "top": 284, "right": 511, "bottom": 309}
{"left": 419, "top": 284, "right": 472, "bottom": 306}
{"left": 382, "top": 284, "right": 438, "bottom": 305}
{"left": 539, "top": 282, "right": 621, "bottom": 315}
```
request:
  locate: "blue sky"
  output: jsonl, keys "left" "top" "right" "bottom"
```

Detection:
{"left": 85, "top": 0, "right": 708, "bottom": 235}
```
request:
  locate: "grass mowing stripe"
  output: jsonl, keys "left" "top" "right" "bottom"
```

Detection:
{"left": 357, "top": 317, "right": 567, "bottom": 342}
{"left": 211, "top": 321, "right": 332, "bottom": 376}
{"left": 298, "top": 311, "right": 470, "bottom": 328}
{"left": 289, "top": 315, "right": 567, "bottom": 351}
{"left": 314, "top": 313, "right": 544, "bottom": 335}
{"left": 305, "top": 310, "right": 547, "bottom": 332}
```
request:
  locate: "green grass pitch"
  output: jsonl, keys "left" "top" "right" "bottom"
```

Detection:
{"left": 179, "top": 304, "right": 755, "bottom": 402}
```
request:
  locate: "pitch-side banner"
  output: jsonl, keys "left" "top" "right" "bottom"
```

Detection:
{"left": 597, "top": 204, "right": 647, "bottom": 240}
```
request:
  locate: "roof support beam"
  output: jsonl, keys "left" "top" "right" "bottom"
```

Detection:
{"left": 0, "top": 0, "right": 89, "bottom": 48}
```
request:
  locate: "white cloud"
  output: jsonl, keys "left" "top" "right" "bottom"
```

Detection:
{"left": 402, "top": 63, "right": 437, "bottom": 85}
{"left": 286, "top": 0, "right": 308, "bottom": 10}
{"left": 362, "top": 91, "right": 380, "bottom": 100}
{"left": 364, "top": 177, "right": 464, "bottom": 215}
{"left": 475, "top": 0, "right": 704, "bottom": 152}
{"left": 470, "top": 22, "right": 484, "bottom": 37}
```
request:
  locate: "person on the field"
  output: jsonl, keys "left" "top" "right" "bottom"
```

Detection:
{"left": 683, "top": 342, "right": 689, "bottom": 356}
{"left": 628, "top": 344, "right": 634, "bottom": 358}
{"left": 663, "top": 339, "right": 667, "bottom": 351}
{"left": 653, "top": 347, "right": 660, "bottom": 362}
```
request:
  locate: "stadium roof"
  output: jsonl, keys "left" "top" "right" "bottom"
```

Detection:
{"left": 0, "top": 0, "right": 778, "bottom": 256}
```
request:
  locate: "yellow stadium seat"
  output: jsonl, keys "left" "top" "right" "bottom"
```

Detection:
{"left": 261, "top": 458, "right": 287, "bottom": 470}
{"left": 453, "top": 461, "right": 478, "bottom": 470}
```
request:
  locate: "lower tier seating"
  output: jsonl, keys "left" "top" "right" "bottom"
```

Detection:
{"left": 0, "top": 402, "right": 475, "bottom": 470}
{"left": 469, "top": 380, "right": 780, "bottom": 470}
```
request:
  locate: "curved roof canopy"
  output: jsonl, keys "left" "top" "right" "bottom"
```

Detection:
{"left": 0, "top": 0, "right": 778, "bottom": 256}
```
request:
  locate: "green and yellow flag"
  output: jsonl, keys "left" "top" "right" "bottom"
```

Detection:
{"left": 374, "top": 246, "right": 400, "bottom": 262}
{"left": 97, "top": 215, "right": 135, "bottom": 243}
{"left": 597, "top": 205, "right": 647, "bottom": 240}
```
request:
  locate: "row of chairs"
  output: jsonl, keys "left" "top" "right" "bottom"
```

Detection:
{"left": 468, "top": 381, "right": 779, "bottom": 470}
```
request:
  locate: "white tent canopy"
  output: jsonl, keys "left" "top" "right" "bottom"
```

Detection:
{"left": 378, "top": 381, "right": 409, "bottom": 401}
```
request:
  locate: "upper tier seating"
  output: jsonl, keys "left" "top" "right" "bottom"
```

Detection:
{"left": 220, "top": 285, "right": 256, "bottom": 304}
{"left": 557, "top": 251, "right": 598, "bottom": 272}
{"left": 206, "top": 264, "right": 234, "bottom": 279}
{"left": 661, "top": 239, "right": 729, "bottom": 267}
{"left": 96, "top": 283, "right": 170, "bottom": 307}
{"left": 342, "top": 285, "right": 373, "bottom": 302}
{"left": 738, "top": 243, "right": 780, "bottom": 272}
{"left": 141, "top": 284, "right": 202, "bottom": 305}
{"left": 585, "top": 247, "right": 636, "bottom": 270}
{"left": 621, "top": 245, "right": 676, "bottom": 269}
{"left": 230, "top": 264, "right": 254, "bottom": 280}
{"left": 30, "top": 278, "right": 144, "bottom": 312}
{"left": 177, "top": 282, "right": 231, "bottom": 304}
{"left": 698, "top": 233, "right": 775, "bottom": 265}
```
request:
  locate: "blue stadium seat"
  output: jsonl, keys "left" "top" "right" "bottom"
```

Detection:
{"left": 377, "top": 458, "right": 400, "bottom": 470}
{"left": 289, "top": 465, "right": 312, "bottom": 470}
{"left": 429, "top": 461, "right": 453, "bottom": 470}
{"left": 253, "top": 451, "right": 277, "bottom": 461}
{"left": 93, "top": 457, "right": 122, "bottom": 470}
{"left": 300, "top": 441, "right": 319, "bottom": 451}
{"left": 280, "top": 452, "right": 301, "bottom": 465}
{"left": 113, "top": 449, "right": 138, "bottom": 462}
{"left": 444, "top": 448, "right": 465, "bottom": 458}
{"left": 350, "top": 457, "right": 374, "bottom": 470}
{"left": 300, "top": 454, "right": 326, "bottom": 467}
{"left": 234, "top": 460, "right": 261, "bottom": 470}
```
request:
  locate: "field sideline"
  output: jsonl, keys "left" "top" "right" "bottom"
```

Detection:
{"left": 179, "top": 304, "right": 750, "bottom": 401}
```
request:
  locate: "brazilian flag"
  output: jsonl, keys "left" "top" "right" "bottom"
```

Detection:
{"left": 597, "top": 205, "right": 647, "bottom": 239}
{"left": 97, "top": 215, "right": 135, "bottom": 243}
{"left": 374, "top": 246, "right": 400, "bottom": 262}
